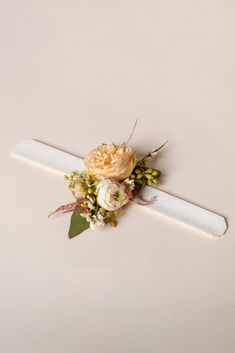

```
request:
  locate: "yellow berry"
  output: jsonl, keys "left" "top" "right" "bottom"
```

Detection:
{"left": 110, "top": 219, "right": 117, "bottom": 227}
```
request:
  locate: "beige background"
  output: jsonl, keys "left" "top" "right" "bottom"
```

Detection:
{"left": 0, "top": 1, "right": 235, "bottom": 352}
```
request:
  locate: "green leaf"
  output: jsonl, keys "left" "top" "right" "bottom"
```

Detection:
{"left": 68, "top": 211, "right": 90, "bottom": 239}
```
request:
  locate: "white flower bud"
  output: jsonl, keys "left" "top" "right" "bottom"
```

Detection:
{"left": 97, "top": 179, "right": 129, "bottom": 211}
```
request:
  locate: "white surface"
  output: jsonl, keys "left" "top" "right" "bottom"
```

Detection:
{"left": 1, "top": 1, "right": 235, "bottom": 353}
{"left": 13, "top": 139, "right": 227, "bottom": 237}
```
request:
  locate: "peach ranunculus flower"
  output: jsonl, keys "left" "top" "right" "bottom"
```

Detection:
{"left": 84, "top": 144, "right": 137, "bottom": 181}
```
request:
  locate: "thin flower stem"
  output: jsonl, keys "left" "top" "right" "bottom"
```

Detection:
{"left": 125, "top": 119, "right": 138, "bottom": 144}
{"left": 141, "top": 141, "right": 168, "bottom": 164}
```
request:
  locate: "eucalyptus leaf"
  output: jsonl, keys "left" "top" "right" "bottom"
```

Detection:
{"left": 68, "top": 211, "right": 90, "bottom": 239}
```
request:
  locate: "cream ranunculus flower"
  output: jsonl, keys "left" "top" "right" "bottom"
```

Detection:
{"left": 97, "top": 179, "right": 129, "bottom": 211}
{"left": 84, "top": 144, "right": 136, "bottom": 180}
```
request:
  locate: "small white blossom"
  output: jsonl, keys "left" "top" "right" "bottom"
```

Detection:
{"left": 97, "top": 212, "right": 104, "bottom": 221}
{"left": 87, "top": 195, "right": 94, "bottom": 203}
{"left": 90, "top": 222, "right": 98, "bottom": 230}
{"left": 124, "top": 178, "right": 135, "bottom": 190}
{"left": 87, "top": 201, "right": 95, "bottom": 210}
{"left": 97, "top": 220, "right": 105, "bottom": 227}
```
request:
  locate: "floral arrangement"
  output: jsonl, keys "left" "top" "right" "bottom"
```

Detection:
{"left": 49, "top": 122, "right": 167, "bottom": 238}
